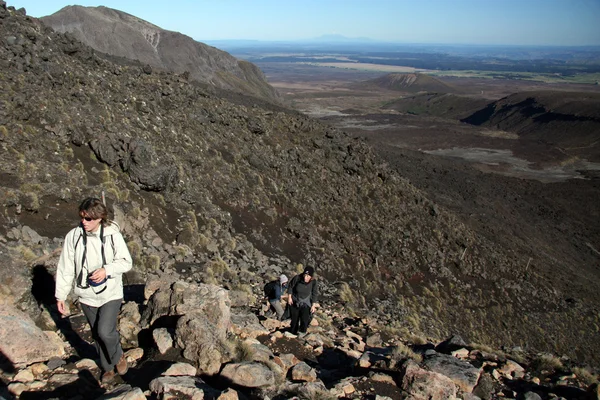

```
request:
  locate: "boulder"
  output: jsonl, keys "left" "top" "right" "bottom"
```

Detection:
{"left": 96, "top": 384, "right": 146, "bottom": 400}
{"left": 230, "top": 311, "right": 269, "bottom": 338}
{"left": 149, "top": 376, "right": 207, "bottom": 400}
{"left": 163, "top": 362, "right": 197, "bottom": 377}
{"left": 0, "top": 303, "right": 65, "bottom": 367}
{"left": 118, "top": 301, "right": 141, "bottom": 349}
{"left": 220, "top": 361, "right": 275, "bottom": 388}
{"left": 142, "top": 281, "right": 232, "bottom": 375}
{"left": 402, "top": 360, "right": 457, "bottom": 400}
{"left": 423, "top": 352, "right": 483, "bottom": 393}
{"left": 152, "top": 327, "right": 173, "bottom": 354}
{"left": 435, "top": 335, "right": 468, "bottom": 354}
{"left": 291, "top": 361, "right": 318, "bottom": 382}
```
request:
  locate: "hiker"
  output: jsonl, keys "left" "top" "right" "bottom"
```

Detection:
{"left": 264, "top": 274, "right": 289, "bottom": 320}
{"left": 287, "top": 266, "right": 319, "bottom": 336}
{"left": 55, "top": 197, "right": 133, "bottom": 384}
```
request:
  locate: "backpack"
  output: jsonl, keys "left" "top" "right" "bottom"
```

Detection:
{"left": 263, "top": 280, "right": 278, "bottom": 298}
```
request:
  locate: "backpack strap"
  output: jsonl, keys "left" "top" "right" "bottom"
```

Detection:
{"left": 75, "top": 224, "right": 107, "bottom": 294}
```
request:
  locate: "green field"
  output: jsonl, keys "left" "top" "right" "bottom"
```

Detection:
{"left": 427, "top": 70, "right": 600, "bottom": 84}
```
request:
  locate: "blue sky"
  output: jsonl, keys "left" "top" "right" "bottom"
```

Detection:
{"left": 9, "top": 0, "right": 600, "bottom": 46}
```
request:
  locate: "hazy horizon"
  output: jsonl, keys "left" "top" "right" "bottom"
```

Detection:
{"left": 9, "top": 0, "right": 600, "bottom": 47}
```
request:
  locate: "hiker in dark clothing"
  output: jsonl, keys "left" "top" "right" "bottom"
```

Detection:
{"left": 287, "top": 266, "right": 319, "bottom": 336}
{"left": 264, "top": 274, "right": 288, "bottom": 320}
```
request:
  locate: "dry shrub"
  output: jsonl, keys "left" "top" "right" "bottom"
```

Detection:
{"left": 390, "top": 342, "right": 423, "bottom": 368}
{"left": 533, "top": 353, "right": 563, "bottom": 373}
{"left": 229, "top": 338, "right": 255, "bottom": 362}
{"left": 144, "top": 254, "right": 161, "bottom": 271}
{"left": 573, "top": 366, "right": 598, "bottom": 386}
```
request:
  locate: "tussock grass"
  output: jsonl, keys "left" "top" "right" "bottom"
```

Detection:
{"left": 16, "top": 245, "right": 37, "bottom": 263}
{"left": 407, "top": 333, "right": 428, "bottom": 346}
{"left": 1, "top": 190, "right": 18, "bottom": 206}
{"left": 390, "top": 342, "right": 423, "bottom": 367}
{"left": 470, "top": 342, "right": 498, "bottom": 354}
{"left": 532, "top": 353, "right": 563, "bottom": 373}
{"left": 231, "top": 283, "right": 252, "bottom": 295}
{"left": 144, "top": 254, "right": 161, "bottom": 271}
{"left": 127, "top": 241, "right": 141, "bottom": 261}
{"left": 573, "top": 367, "right": 598, "bottom": 386}
{"left": 229, "top": 338, "right": 255, "bottom": 362}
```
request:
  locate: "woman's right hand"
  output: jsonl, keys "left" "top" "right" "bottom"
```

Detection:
{"left": 288, "top": 296, "right": 293, "bottom": 305}
{"left": 56, "top": 300, "right": 67, "bottom": 316}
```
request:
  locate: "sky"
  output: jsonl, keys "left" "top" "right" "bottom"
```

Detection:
{"left": 8, "top": 0, "right": 600, "bottom": 46}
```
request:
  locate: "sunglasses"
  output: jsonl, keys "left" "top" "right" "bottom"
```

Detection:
{"left": 81, "top": 216, "right": 95, "bottom": 221}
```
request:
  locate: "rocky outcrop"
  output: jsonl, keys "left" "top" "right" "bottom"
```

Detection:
{"left": 141, "top": 282, "right": 231, "bottom": 374}
{"left": 0, "top": 303, "right": 65, "bottom": 367}
{"left": 461, "top": 91, "right": 600, "bottom": 161}
{"left": 40, "top": 5, "right": 280, "bottom": 103}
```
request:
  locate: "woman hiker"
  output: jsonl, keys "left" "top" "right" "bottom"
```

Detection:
{"left": 287, "top": 266, "right": 319, "bottom": 337}
{"left": 55, "top": 197, "right": 133, "bottom": 383}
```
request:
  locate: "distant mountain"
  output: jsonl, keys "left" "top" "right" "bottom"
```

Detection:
{"left": 41, "top": 6, "right": 280, "bottom": 102}
{"left": 310, "top": 34, "right": 375, "bottom": 43}
{"left": 358, "top": 73, "right": 457, "bottom": 93}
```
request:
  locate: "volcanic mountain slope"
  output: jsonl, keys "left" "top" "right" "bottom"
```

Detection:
{"left": 462, "top": 91, "right": 600, "bottom": 161}
{"left": 357, "top": 73, "right": 458, "bottom": 94}
{"left": 1, "top": 3, "right": 599, "bottom": 366}
{"left": 382, "top": 92, "right": 491, "bottom": 119}
{"left": 40, "top": 5, "right": 280, "bottom": 103}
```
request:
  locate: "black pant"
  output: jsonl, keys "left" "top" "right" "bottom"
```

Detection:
{"left": 290, "top": 304, "right": 311, "bottom": 334}
{"left": 80, "top": 299, "right": 123, "bottom": 372}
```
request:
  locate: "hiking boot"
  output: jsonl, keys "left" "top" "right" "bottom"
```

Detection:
{"left": 101, "top": 370, "right": 116, "bottom": 384}
{"left": 116, "top": 354, "right": 128, "bottom": 375}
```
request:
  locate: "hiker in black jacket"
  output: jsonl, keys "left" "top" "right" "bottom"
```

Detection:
{"left": 287, "top": 266, "right": 319, "bottom": 336}
{"left": 264, "top": 274, "right": 288, "bottom": 320}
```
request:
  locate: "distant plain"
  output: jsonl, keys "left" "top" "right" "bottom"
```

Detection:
{"left": 223, "top": 43, "right": 600, "bottom": 181}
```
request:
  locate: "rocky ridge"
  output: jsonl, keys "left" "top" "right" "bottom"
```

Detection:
{"left": 40, "top": 5, "right": 280, "bottom": 103}
{"left": 0, "top": 0, "right": 599, "bottom": 384}
{"left": 461, "top": 91, "right": 600, "bottom": 161}
{"left": 358, "top": 73, "right": 457, "bottom": 94}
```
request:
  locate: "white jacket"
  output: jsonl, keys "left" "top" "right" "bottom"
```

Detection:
{"left": 55, "top": 222, "right": 133, "bottom": 307}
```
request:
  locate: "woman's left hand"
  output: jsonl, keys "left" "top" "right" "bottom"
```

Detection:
{"left": 89, "top": 267, "right": 107, "bottom": 283}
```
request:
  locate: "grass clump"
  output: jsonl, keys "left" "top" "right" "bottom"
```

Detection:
{"left": 573, "top": 366, "right": 598, "bottom": 386}
{"left": 144, "top": 254, "right": 161, "bottom": 271}
{"left": 1, "top": 190, "right": 19, "bottom": 206}
{"left": 16, "top": 245, "right": 37, "bottom": 263}
{"left": 127, "top": 241, "right": 141, "bottom": 261}
{"left": 532, "top": 353, "right": 563, "bottom": 373}
{"left": 228, "top": 338, "right": 255, "bottom": 362}
{"left": 206, "top": 258, "right": 232, "bottom": 280}
{"left": 23, "top": 192, "right": 39, "bottom": 212}
{"left": 390, "top": 342, "right": 423, "bottom": 368}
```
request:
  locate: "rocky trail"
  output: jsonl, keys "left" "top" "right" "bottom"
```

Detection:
{"left": 1, "top": 272, "right": 599, "bottom": 400}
